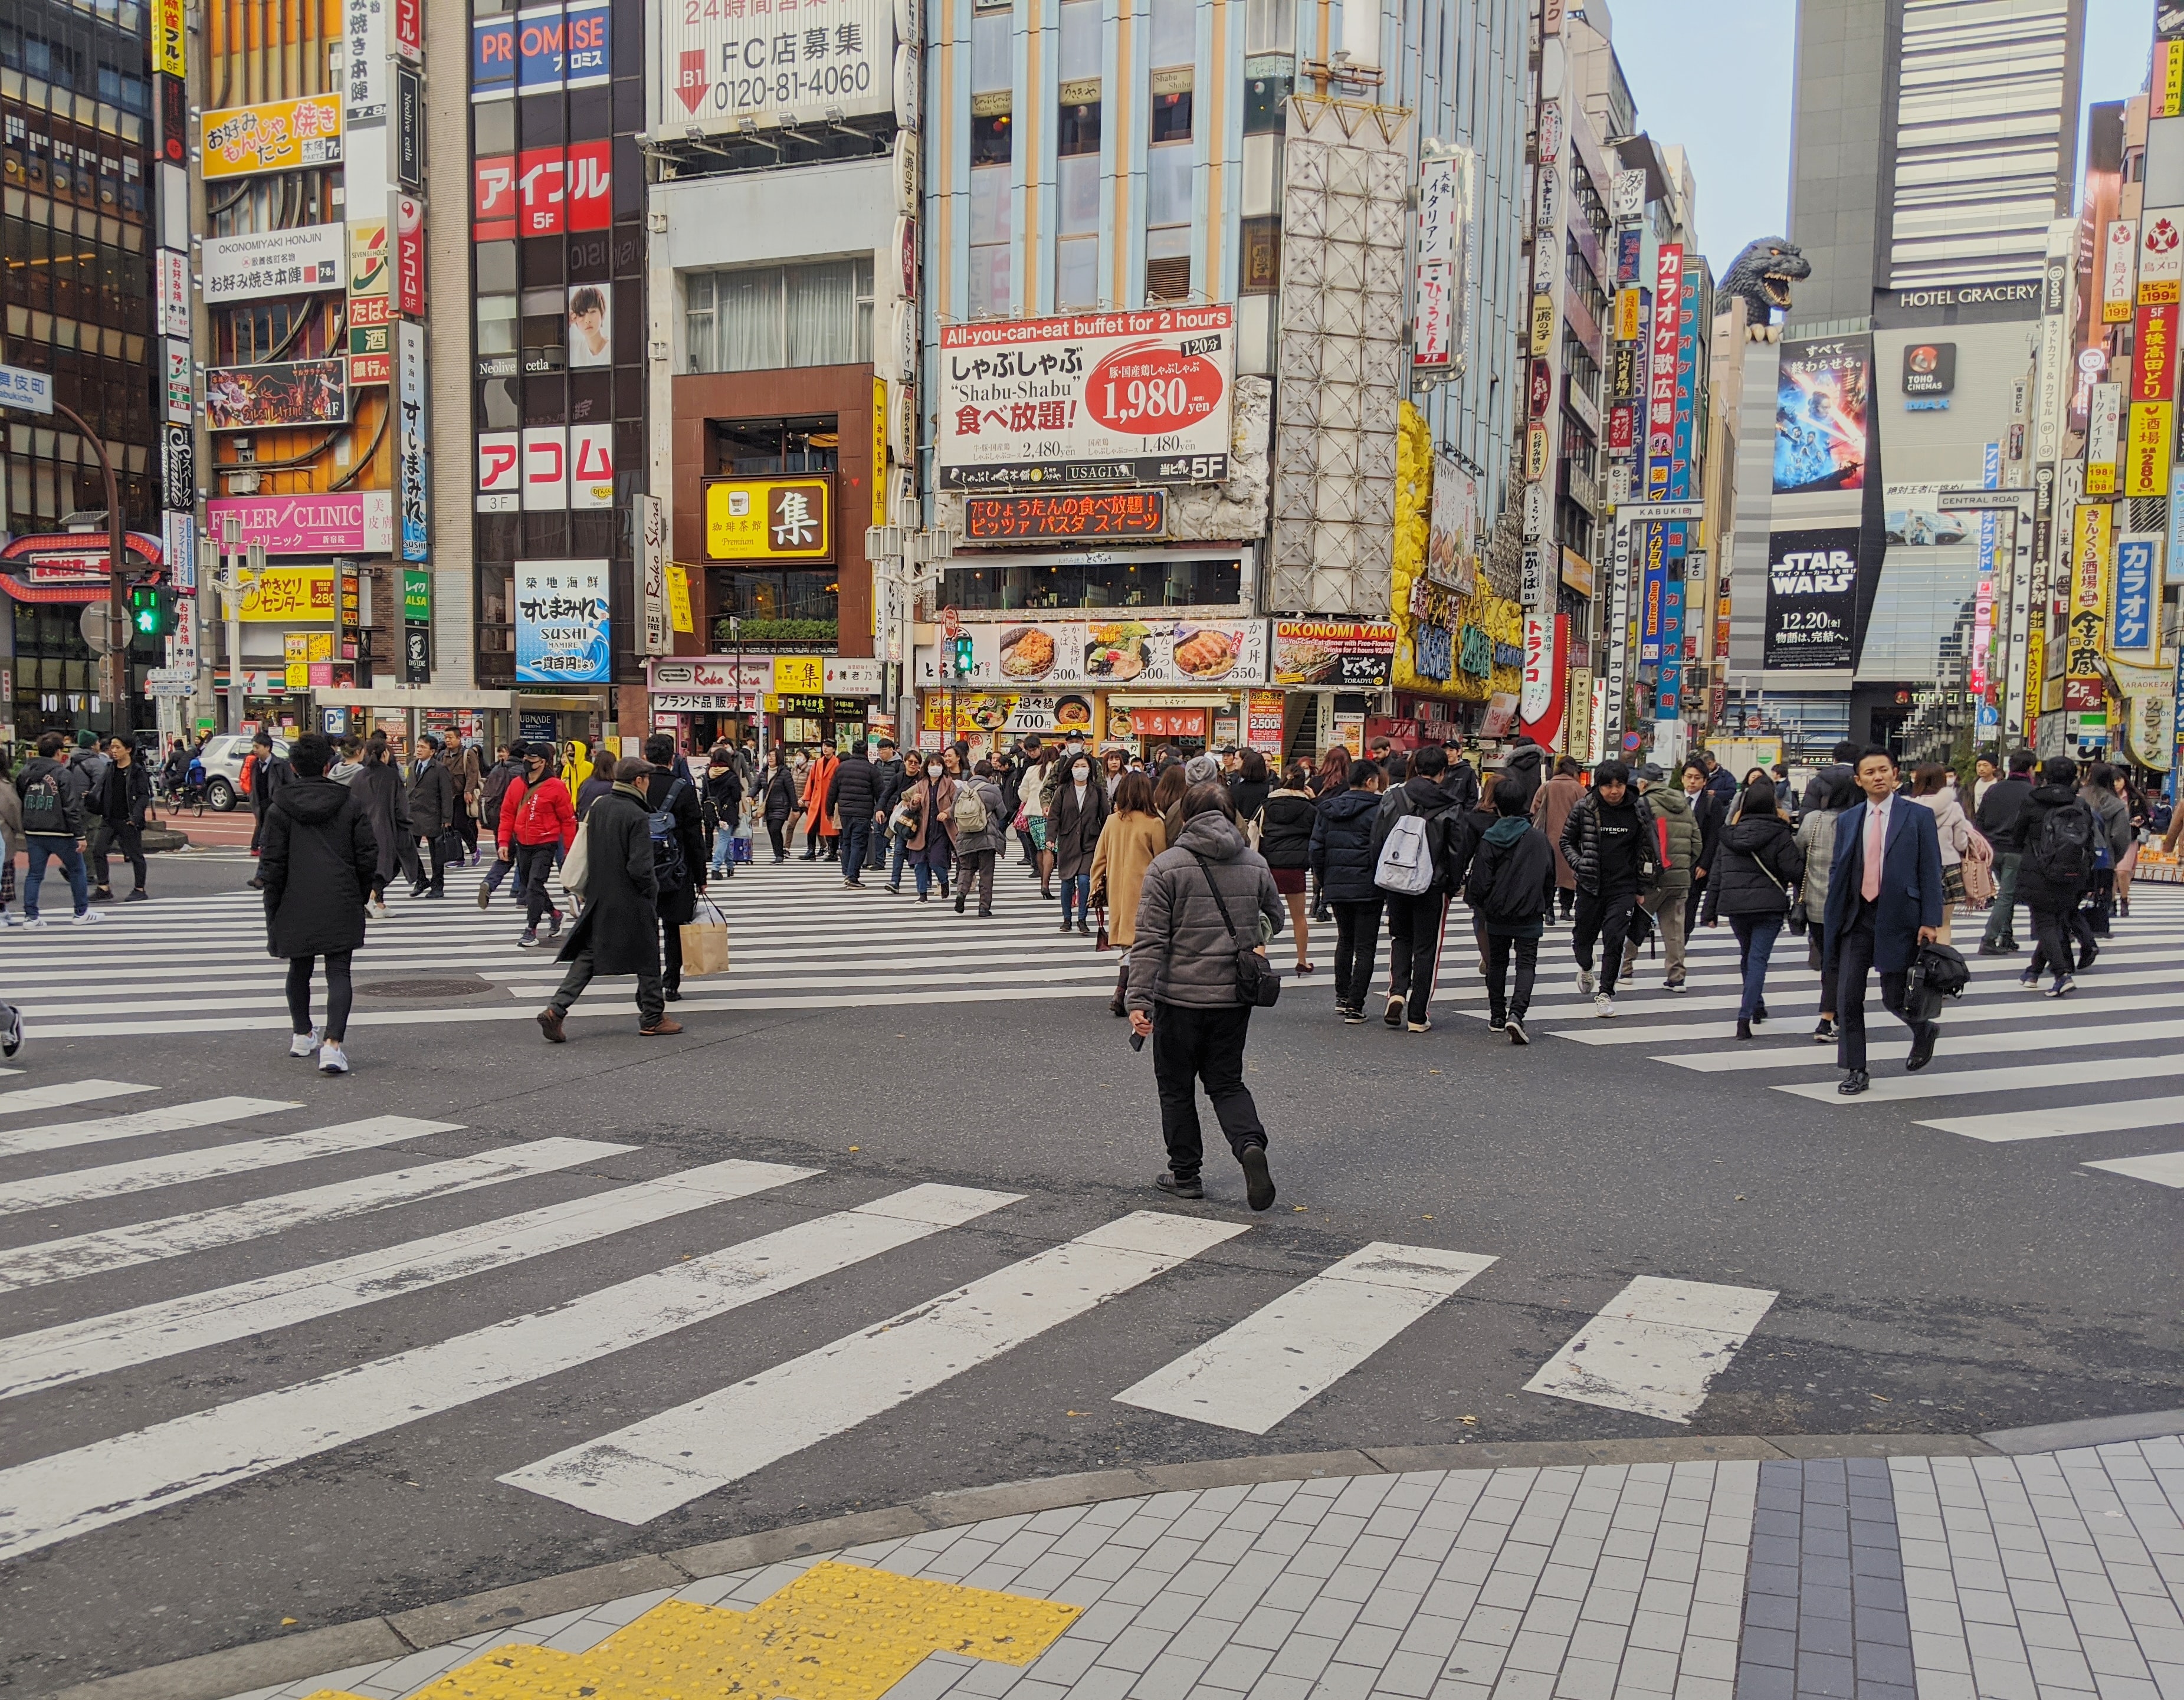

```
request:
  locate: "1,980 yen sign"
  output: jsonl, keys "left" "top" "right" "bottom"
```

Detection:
{"left": 938, "top": 306, "right": 1235, "bottom": 490}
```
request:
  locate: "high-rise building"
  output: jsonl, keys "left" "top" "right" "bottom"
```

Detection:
{"left": 1724, "top": 0, "right": 2086, "bottom": 759}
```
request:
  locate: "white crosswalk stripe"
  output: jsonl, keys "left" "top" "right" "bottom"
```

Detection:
{"left": 0, "top": 1071, "right": 1800, "bottom": 1555}
{"left": 1520, "top": 1276, "right": 1780, "bottom": 1423}
{"left": 0, "top": 1094, "right": 300, "bottom": 1157}
{"left": 0, "top": 856, "right": 1127, "bottom": 1038}
{"left": 1112, "top": 1242, "right": 1498, "bottom": 1435}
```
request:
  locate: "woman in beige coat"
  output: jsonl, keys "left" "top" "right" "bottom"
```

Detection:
{"left": 1088, "top": 770, "right": 1169, "bottom": 1016}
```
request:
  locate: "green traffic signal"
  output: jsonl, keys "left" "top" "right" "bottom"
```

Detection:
{"left": 127, "top": 585, "right": 168, "bottom": 636}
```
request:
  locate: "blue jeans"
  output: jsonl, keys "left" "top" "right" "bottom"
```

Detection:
{"left": 887, "top": 833, "right": 911, "bottom": 888}
{"left": 1059, "top": 872, "right": 1091, "bottom": 926}
{"left": 24, "top": 835, "right": 88, "bottom": 918}
{"left": 1729, "top": 913, "right": 1782, "bottom": 1022}
{"left": 840, "top": 816, "right": 873, "bottom": 883}
{"left": 912, "top": 854, "right": 950, "bottom": 897}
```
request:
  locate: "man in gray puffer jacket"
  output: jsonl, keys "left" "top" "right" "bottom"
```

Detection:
{"left": 1127, "top": 782, "right": 1286, "bottom": 1211}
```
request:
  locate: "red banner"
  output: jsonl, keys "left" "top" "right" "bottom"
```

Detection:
{"left": 2134, "top": 301, "right": 2178, "bottom": 405}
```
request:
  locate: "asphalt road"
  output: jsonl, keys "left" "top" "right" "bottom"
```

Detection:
{"left": 1, "top": 848, "right": 2179, "bottom": 1694}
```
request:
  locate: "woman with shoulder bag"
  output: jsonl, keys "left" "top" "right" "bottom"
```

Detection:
{"left": 1911, "top": 763, "right": 1974, "bottom": 944}
{"left": 1699, "top": 776, "right": 1805, "bottom": 1041}
{"left": 1088, "top": 770, "right": 1169, "bottom": 1014}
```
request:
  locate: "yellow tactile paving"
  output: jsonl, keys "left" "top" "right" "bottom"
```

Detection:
{"left": 301, "top": 1561, "right": 1082, "bottom": 1700}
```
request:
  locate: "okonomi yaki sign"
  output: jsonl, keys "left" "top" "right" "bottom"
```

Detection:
{"left": 937, "top": 306, "right": 1234, "bottom": 488}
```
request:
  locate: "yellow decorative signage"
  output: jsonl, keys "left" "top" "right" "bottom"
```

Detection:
{"left": 2072, "top": 502, "right": 2112, "bottom": 617}
{"left": 304, "top": 1561, "right": 1079, "bottom": 1700}
{"left": 704, "top": 477, "right": 834, "bottom": 561}
{"left": 772, "top": 654, "right": 824, "bottom": 693}
{"left": 201, "top": 94, "right": 345, "bottom": 180}
{"left": 873, "top": 378, "right": 890, "bottom": 527}
{"left": 1530, "top": 293, "right": 1555, "bottom": 356}
{"left": 1615, "top": 287, "right": 1641, "bottom": 343}
{"left": 152, "top": 0, "right": 185, "bottom": 77}
{"left": 2127, "top": 401, "right": 2173, "bottom": 497}
{"left": 665, "top": 564, "right": 694, "bottom": 634}
{"left": 235, "top": 569, "right": 336, "bottom": 623}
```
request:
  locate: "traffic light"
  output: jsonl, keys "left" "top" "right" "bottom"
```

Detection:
{"left": 127, "top": 584, "right": 169, "bottom": 637}
{"left": 952, "top": 633, "right": 975, "bottom": 677}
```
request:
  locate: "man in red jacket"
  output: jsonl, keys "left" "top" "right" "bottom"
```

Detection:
{"left": 498, "top": 744, "right": 575, "bottom": 946}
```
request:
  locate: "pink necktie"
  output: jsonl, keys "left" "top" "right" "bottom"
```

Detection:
{"left": 1862, "top": 805, "right": 1883, "bottom": 902}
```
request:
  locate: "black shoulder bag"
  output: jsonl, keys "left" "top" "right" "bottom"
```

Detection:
{"left": 1189, "top": 853, "right": 1281, "bottom": 1009}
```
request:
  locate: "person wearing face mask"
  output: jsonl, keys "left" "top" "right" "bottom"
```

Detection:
{"left": 900, "top": 754, "right": 957, "bottom": 900}
{"left": 1048, "top": 748, "right": 1110, "bottom": 933}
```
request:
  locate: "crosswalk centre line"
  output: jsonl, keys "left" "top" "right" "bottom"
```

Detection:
{"left": 1916, "top": 1095, "right": 2184, "bottom": 1144}
{"left": 499, "top": 1210, "right": 1250, "bottom": 1526}
{"left": 0, "top": 1157, "right": 818, "bottom": 1403}
{"left": 0, "top": 1095, "right": 301, "bottom": 1158}
{"left": 0, "top": 1137, "right": 634, "bottom": 1293}
{"left": 0, "top": 1115, "right": 465, "bottom": 1215}
{"left": 1521, "top": 1275, "right": 1779, "bottom": 1424}
{"left": 0, "top": 1079, "right": 153, "bottom": 1116}
{"left": 0, "top": 1183, "right": 1015, "bottom": 1562}
{"left": 1112, "top": 1242, "right": 1498, "bottom": 1435}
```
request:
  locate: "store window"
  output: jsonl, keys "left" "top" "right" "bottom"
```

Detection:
{"left": 707, "top": 568, "right": 840, "bottom": 645}
{"left": 684, "top": 260, "right": 874, "bottom": 373}
{"left": 709, "top": 417, "right": 841, "bottom": 477}
{"left": 937, "top": 556, "right": 1242, "bottom": 611}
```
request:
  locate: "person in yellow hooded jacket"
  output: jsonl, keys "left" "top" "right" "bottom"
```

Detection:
{"left": 560, "top": 740, "right": 593, "bottom": 806}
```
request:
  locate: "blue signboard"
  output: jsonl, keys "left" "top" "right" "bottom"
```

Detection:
{"left": 1639, "top": 521, "right": 1667, "bottom": 664}
{"left": 1658, "top": 576, "right": 1685, "bottom": 719}
{"left": 471, "top": 16, "right": 515, "bottom": 96}
{"left": 2114, "top": 536, "right": 2157, "bottom": 654}
{"left": 515, "top": 562, "right": 611, "bottom": 684}
{"left": 517, "top": 2, "right": 568, "bottom": 92}
{"left": 565, "top": 0, "right": 611, "bottom": 86}
{"left": 1669, "top": 264, "right": 1700, "bottom": 500}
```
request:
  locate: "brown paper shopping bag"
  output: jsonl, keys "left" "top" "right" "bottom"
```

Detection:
{"left": 680, "top": 898, "right": 729, "bottom": 977}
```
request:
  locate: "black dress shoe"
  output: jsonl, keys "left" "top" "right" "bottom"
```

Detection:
{"left": 664, "top": 986, "right": 682, "bottom": 1002}
{"left": 1155, "top": 1171, "right": 1204, "bottom": 1199}
{"left": 1907, "top": 1022, "right": 1939, "bottom": 1071}
{"left": 1838, "top": 1069, "right": 1871, "bottom": 1095}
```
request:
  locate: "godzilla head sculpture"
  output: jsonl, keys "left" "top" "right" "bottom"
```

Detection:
{"left": 1721, "top": 238, "right": 1811, "bottom": 341}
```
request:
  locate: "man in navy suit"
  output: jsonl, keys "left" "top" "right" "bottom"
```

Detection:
{"left": 1822, "top": 746, "right": 1946, "bottom": 1095}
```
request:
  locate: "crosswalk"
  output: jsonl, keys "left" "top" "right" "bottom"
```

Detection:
{"left": 0, "top": 1075, "right": 1787, "bottom": 1563}
{"left": 1432, "top": 884, "right": 2184, "bottom": 1196}
{"left": 0, "top": 852, "right": 1129, "bottom": 1039}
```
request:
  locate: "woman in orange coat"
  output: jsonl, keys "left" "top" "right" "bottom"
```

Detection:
{"left": 800, "top": 746, "right": 841, "bottom": 861}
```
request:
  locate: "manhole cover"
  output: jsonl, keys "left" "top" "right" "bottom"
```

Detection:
{"left": 356, "top": 976, "right": 497, "bottom": 1000}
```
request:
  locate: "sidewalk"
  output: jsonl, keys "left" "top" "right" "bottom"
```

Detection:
{"left": 54, "top": 1414, "right": 2184, "bottom": 1700}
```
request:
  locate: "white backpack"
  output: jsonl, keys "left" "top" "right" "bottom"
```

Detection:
{"left": 1374, "top": 808, "right": 1435, "bottom": 895}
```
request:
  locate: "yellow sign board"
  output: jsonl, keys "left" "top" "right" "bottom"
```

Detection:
{"left": 2163, "top": 40, "right": 2184, "bottom": 117}
{"left": 704, "top": 477, "right": 834, "bottom": 561}
{"left": 309, "top": 1562, "right": 1077, "bottom": 1700}
{"left": 872, "top": 378, "right": 889, "bottom": 527}
{"left": 665, "top": 564, "right": 694, "bottom": 634}
{"left": 1526, "top": 422, "right": 1550, "bottom": 483}
{"left": 1615, "top": 287, "right": 1642, "bottom": 342}
{"left": 201, "top": 94, "right": 345, "bottom": 180}
{"left": 152, "top": 0, "right": 185, "bottom": 77}
{"left": 2072, "top": 501, "right": 2112, "bottom": 616}
{"left": 1530, "top": 293, "right": 1555, "bottom": 356}
{"left": 2127, "top": 401, "right": 2173, "bottom": 497}
{"left": 235, "top": 569, "right": 336, "bottom": 623}
{"left": 772, "top": 654, "right": 824, "bottom": 693}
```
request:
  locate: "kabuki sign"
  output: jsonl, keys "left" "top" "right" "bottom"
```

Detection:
{"left": 663, "top": 0, "right": 895, "bottom": 134}
{"left": 938, "top": 307, "right": 1235, "bottom": 488}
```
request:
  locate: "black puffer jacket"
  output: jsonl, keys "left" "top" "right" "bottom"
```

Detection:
{"left": 1371, "top": 774, "right": 1466, "bottom": 894}
{"left": 1559, "top": 789, "right": 1660, "bottom": 895}
{"left": 827, "top": 750, "right": 885, "bottom": 823}
{"left": 261, "top": 777, "right": 378, "bottom": 959}
{"left": 762, "top": 763, "right": 799, "bottom": 823}
{"left": 1257, "top": 786, "right": 1317, "bottom": 869}
{"left": 1309, "top": 787, "right": 1383, "bottom": 902}
{"left": 2013, "top": 783, "right": 2091, "bottom": 911}
{"left": 1699, "top": 813, "right": 1805, "bottom": 922}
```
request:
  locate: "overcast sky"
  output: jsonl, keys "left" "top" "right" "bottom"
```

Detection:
{"left": 1604, "top": 0, "right": 2146, "bottom": 281}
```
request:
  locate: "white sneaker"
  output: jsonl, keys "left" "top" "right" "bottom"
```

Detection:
{"left": 1575, "top": 969, "right": 1595, "bottom": 996}
{"left": 73, "top": 908, "right": 104, "bottom": 925}
{"left": 1, "top": 911, "right": 19, "bottom": 927}
{"left": 317, "top": 1043, "right": 350, "bottom": 1075}
{"left": 289, "top": 1028, "right": 322, "bottom": 1058}
{"left": 1595, "top": 994, "right": 1616, "bottom": 1018}
{"left": 366, "top": 900, "right": 389, "bottom": 919}
{"left": 21, "top": 916, "right": 47, "bottom": 928}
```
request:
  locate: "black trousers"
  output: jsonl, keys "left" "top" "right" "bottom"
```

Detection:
{"left": 1485, "top": 932, "right": 1540, "bottom": 1025}
{"left": 1330, "top": 898, "right": 1383, "bottom": 1010}
{"left": 89, "top": 821, "right": 146, "bottom": 891}
{"left": 766, "top": 818, "right": 788, "bottom": 859}
{"left": 2026, "top": 901, "right": 2078, "bottom": 982}
{"left": 1834, "top": 910, "right": 1924, "bottom": 1072}
{"left": 1384, "top": 892, "right": 1448, "bottom": 1024}
{"left": 550, "top": 944, "right": 665, "bottom": 1025}
{"left": 1572, "top": 888, "right": 1639, "bottom": 987}
{"left": 1151, "top": 1000, "right": 1266, "bottom": 1180}
{"left": 286, "top": 950, "right": 353, "bottom": 1041}
{"left": 517, "top": 842, "right": 562, "bottom": 929}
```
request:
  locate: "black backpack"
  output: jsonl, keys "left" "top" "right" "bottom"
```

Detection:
{"left": 648, "top": 777, "right": 690, "bottom": 891}
{"left": 2028, "top": 800, "right": 2096, "bottom": 888}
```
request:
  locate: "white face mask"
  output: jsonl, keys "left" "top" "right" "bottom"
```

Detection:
{"left": 927, "top": 764, "right": 942, "bottom": 778}
{"left": 1073, "top": 764, "right": 1090, "bottom": 781}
